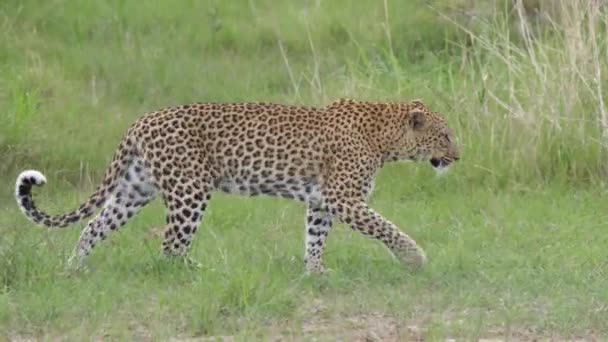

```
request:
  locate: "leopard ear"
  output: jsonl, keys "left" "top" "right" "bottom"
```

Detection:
{"left": 408, "top": 110, "right": 426, "bottom": 130}
{"left": 411, "top": 99, "right": 425, "bottom": 107}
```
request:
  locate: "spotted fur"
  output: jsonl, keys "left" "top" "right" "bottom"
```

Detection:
{"left": 15, "top": 98, "right": 459, "bottom": 272}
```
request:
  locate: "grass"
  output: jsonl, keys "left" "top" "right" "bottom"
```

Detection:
{"left": 2, "top": 172, "right": 607, "bottom": 340}
{"left": 1, "top": 0, "right": 608, "bottom": 339}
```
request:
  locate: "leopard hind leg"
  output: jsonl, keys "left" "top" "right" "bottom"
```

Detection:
{"left": 67, "top": 158, "right": 157, "bottom": 269}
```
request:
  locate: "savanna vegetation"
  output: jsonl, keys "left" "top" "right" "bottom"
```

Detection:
{"left": 1, "top": 0, "right": 607, "bottom": 340}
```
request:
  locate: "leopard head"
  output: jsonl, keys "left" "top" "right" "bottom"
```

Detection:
{"left": 398, "top": 100, "right": 460, "bottom": 172}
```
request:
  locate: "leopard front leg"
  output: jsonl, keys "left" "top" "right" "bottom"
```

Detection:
{"left": 329, "top": 201, "right": 427, "bottom": 270}
{"left": 304, "top": 206, "right": 333, "bottom": 274}
{"left": 322, "top": 147, "right": 426, "bottom": 271}
{"left": 157, "top": 179, "right": 212, "bottom": 268}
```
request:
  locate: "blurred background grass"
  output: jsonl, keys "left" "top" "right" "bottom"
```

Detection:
{"left": 2, "top": 0, "right": 607, "bottom": 195}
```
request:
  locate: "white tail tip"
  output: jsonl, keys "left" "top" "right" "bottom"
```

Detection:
{"left": 17, "top": 170, "right": 47, "bottom": 186}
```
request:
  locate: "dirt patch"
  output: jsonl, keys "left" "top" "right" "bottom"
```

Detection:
{"left": 169, "top": 313, "right": 418, "bottom": 341}
{"left": 300, "top": 311, "right": 421, "bottom": 341}
{"left": 166, "top": 298, "right": 603, "bottom": 341}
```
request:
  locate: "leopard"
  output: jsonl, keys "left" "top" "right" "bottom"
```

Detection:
{"left": 14, "top": 98, "right": 459, "bottom": 273}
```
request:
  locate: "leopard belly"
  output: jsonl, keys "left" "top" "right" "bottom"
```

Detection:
{"left": 215, "top": 176, "right": 323, "bottom": 206}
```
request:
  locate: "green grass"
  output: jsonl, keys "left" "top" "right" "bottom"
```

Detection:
{"left": 2, "top": 172, "right": 607, "bottom": 340}
{"left": 2, "top": 168, "right": 608, "bottom": 340}
{"left": 1, "top": 0, "right": 608, "bottom": 339}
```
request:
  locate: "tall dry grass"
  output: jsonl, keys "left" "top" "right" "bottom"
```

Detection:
{"left": 434, "top": 0, "right": 608, "bottom": 184}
